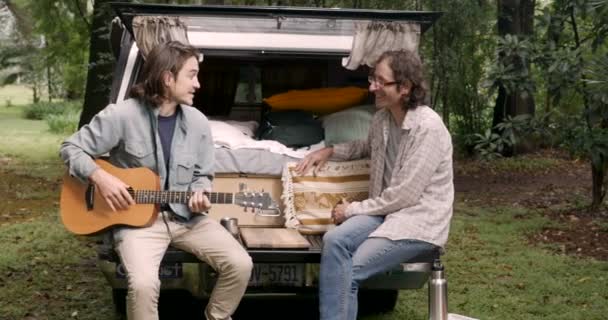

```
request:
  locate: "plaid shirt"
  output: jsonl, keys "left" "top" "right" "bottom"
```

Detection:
{"left": 332, "top": 106, "right": 454, "bottom": 247}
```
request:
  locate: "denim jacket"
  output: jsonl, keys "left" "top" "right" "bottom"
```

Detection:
{"left": 60, "top": 98, "right": 214, "bottom": 220}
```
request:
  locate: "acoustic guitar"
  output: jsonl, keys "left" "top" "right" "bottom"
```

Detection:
{"left": 60, "top": 160, "right": 275, "bottom": 235}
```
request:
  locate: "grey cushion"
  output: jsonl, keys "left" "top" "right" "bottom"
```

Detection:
{"left": 322, "top": 105, "right": 376, "bottom": 146}
{"left": 257, "top": 110, "right": 324, "bottom": 148}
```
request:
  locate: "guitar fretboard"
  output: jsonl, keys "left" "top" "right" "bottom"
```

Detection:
{"left": 131, "top": 190, "right": 233, "bottom": 205}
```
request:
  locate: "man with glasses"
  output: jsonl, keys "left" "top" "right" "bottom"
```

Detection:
{"left": 295, "top": 50, "right": 454, "bottom": 320}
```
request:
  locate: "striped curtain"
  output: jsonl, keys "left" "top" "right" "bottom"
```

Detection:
{"left": 342, "top": 21, "right": 420, "bottom": 70}
{"left": 132, "top": 16, "right": 190, "bottom": 60}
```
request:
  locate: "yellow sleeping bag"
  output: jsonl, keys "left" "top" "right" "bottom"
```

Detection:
{"left": 263, "top": 87, "right": 368, "bottom": 114}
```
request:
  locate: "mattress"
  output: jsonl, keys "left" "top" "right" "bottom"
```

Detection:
{"left": 214, "top": 147, "right": 299, "bottom": 176}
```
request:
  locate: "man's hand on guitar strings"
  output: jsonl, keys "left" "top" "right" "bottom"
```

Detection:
{"left": 89, "top": 168, "right": 135, "bottom": 211}
{"left": 189, "top": 191, "right": 211, "bottom": 213}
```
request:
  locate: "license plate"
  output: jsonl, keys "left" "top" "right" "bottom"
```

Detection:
{"left": 115, "top": 263, "right": 183, "bottom": 279}
{"left": 249, "top": 264, "right": 304, "bottom": 287}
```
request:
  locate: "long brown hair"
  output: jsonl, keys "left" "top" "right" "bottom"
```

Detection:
{"left": 130, "top": 41, "right": 199, "bottom": 107}
{"left": 374, "top": 50, "right": 429, "bottom": 110}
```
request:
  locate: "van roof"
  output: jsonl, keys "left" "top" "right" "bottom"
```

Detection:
{"left": 111, "top": 2, "right": 442, "bottom": 35}
{"left": 111, "top": 3, "right": 441, "bottom": 55}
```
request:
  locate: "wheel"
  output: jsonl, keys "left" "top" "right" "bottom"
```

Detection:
{"left": 112, "top": 288, "right": 127, "bottom": 316}
{"left": 358, "top": 289, "right": 399, "bottom": 314}
{"left": 112, "top": 289, "right": 202, "bottom": 318}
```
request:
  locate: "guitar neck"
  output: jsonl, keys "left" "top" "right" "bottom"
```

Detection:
{"left": 132, "top": 190, "right": 234, "bottom": 205}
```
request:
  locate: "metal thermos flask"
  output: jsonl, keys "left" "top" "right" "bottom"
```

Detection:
{"left": 220, "top": 217, "right": 240, "bottom": 240}
{"left": 429, "top": 260, "right": 448, "bottom": 320}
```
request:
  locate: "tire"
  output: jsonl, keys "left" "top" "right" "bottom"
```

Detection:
{"left": 358, "top": 289, "right": 399, "bottom": 314}
{"left": 112, "top": 289, "right": 127, "bottom": 316}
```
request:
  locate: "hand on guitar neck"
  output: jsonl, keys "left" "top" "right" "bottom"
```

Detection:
{"left": 89, "top": 168, "right": 136, "bottom": 212}
{"left": 89, "top": 167, "right": 212, "bottom": 213}
{"left": 188, "top": 190, "right": 212, "bottom": 213}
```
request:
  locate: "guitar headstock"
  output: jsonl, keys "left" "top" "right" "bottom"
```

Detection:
{"left": 234, "top": 191, "right": 276, "bottom": 211}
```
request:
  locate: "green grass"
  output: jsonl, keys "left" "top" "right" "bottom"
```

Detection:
{"left": 489, "top": 156, "right": 562, "bottom": 172}
{"left": 0, "top": 84, "right": 34, "bottom": 107}
{"left": 1, "top": 204, "right": 606, "bottom": 320}
{"left": 0, "top": 101, "right": 70, "bottom": 179}
{"left": 363, "top": 205, "right": 608, "bottom": 320}
{"left": 0, "top": 213, "right": 113, "bottom": 320}
{"left": 0, "top": 85, "right": 74, "bottom": 169}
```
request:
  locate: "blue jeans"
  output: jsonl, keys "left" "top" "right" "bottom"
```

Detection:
{"left": 319, "top": 215, "right": 437, "bottom": 320}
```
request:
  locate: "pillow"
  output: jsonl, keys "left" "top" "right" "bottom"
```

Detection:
{"left": 257, "top": 110, "right": 324, "bottom": 148}
{"left": 224, "top": 120, "right": 258, "bottom": 138}
{"left": 209, "top": 120, "right": 256, "bottom": 149}
{"left": 282, "top": 160, "right": 370, "bottom": 234}
{"left": 263, "top": 87, "right": 369, "bottom": 114}
{"left": 322, "top": 104, "right": 376, "bottom": 146}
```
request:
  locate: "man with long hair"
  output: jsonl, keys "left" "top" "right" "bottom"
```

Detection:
{"left": 296, "top": 50, "right": 454, "bottom": 320}
{"left": 60, "top": 41, "right": 252, "bottom": 320}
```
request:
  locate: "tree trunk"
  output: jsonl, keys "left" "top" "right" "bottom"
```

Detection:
{"left": 492, "top": 0, "right": 536, "bottom": 127}
{"left": 591, "top": 160, "right": 605, "bottom": 211}
{"left": 78, "top": 0, "right": 120, "bottom": 128}
{"left": 46, "top": 61, "right": 51, "bottom": 102}
{"left": 32, "top": 86, "right": 38, "bottom": 104}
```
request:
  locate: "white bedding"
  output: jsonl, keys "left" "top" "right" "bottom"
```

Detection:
{"left": 209, "top": 120, "right": 325, "bottom": 159}
{"left": 214, "top": 147, "right": 298, "bottom": 175}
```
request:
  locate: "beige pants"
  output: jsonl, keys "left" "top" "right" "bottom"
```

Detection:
{"left": 114, "top": 213, "right": 253, "bottom": 320}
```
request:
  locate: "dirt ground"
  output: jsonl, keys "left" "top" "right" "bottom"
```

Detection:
{"left": 1, "top": 150, "right": 607, "bottom": 261}
{"left": 455, "top": 150, "right": 608, "bottom": 261}
{"left": 0, "top": 165, "right": 61, "bottom": 226}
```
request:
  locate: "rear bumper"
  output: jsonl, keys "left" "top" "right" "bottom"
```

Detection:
{"left": 97, "top": 236, "right": 439, "bottom": 299}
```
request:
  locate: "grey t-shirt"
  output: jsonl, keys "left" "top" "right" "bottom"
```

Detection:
{"left": 382, "top": 117, "right": 402, "bottom": 189}
{"left": 158, "top": 112, "right": 177, "bottom": 178}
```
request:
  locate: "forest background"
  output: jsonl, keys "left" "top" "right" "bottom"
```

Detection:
{"left": 0, "top": 1, "right": 607, "bottom": 319}
{"left": 2, "top": 0, "right": 608, "bottom": 208}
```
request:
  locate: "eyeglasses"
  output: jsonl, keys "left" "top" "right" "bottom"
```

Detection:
{"left": 368, "top": 76, "right": 398, "bottom": 87}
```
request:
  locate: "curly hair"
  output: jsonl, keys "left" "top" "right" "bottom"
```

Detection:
{"left": 374, "top": 50, "right": 429, "bottom": 110}
{"left": 130, "top": 41, "right": 199, "bottom": 107}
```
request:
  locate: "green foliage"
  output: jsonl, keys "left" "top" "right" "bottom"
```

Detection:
{"left": 423, "top": 0, "right": 496, "bottom": 136}
{"left": 31, "top": 0, "right": 90, "bottom": 98}
{"left": 469, "top": 114, "right": 549, "bottom": 159}
{"left": 485, "top": 34, "right": 536, "bottom": 97}
{"left": 46, "top": 109, "right": 80, "bottom": 135}
{"left": 0, "top": 41, "right": 46, "bottom": 102}
{"left": 471, "top": 128, "right": 507, "bottom": 160}
{"left": 21, "top": 100, "right": 81, "bottom": 134}
{"left": 0, "top": 43, "right": 27, "bottom": 86}
{"left": 22, "top": 101, "right": 68, "bottom": 120}
{"left": 2, "top": 0, "right": 91, "bottom": 100}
